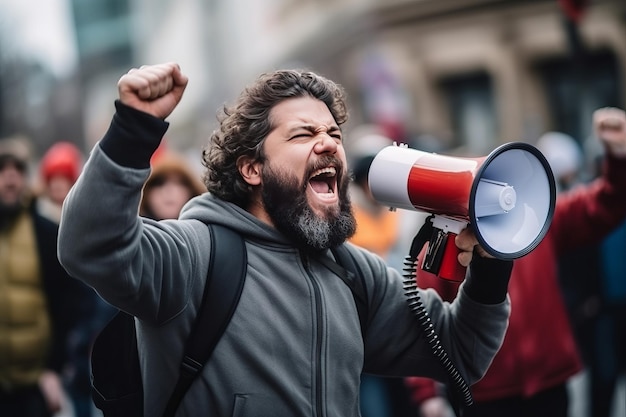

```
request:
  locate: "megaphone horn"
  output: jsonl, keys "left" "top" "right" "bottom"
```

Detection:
{"left": 368, "top": 142, "right": 556, "bottom": 282}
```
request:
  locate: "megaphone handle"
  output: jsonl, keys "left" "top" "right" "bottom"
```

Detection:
{"left": 437, "top": 233, "right": 467, "bottom": 282}
{"left": 422, "top": 216, "right": 468, "bottom": 282}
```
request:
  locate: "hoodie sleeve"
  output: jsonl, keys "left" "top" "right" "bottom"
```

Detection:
{"left": 57, "top": 102, "right": 206, "bottom": 323}
{"left": 99, "top": 100, "right": 168, "bottom": 168}
{"left": 357, "top": 244, "right": 511, "bottom": 385}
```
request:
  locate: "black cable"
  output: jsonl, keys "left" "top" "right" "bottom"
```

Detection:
{"left": 402, "top": 216, "right": 471, "bottom": 416}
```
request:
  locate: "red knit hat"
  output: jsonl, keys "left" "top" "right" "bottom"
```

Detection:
{"left": 40, "top": 141, "right": 83, "bottom": 184}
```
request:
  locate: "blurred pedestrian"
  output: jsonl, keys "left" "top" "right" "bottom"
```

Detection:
{"left": 567, "top": 133, "right": 626, "bottom": 417}
{"left": 586, "top": 218, "right": 626, "bottom": 417}
{"left": 0, "top": 135, "right": 83, "bottom": 417}
{"left": 140, "top": 149, "right": 206, "bottom": 220}
{"left": 405, "top": 107, "right": 626, "bottom": 417}
{"left": 36, "top": 141, "right": 83, "bottom": 224}
{"left": 34, "top": 141, "right": 109, "bottom": 417}
{"left": 347, "top": 131, "right": 420, "bottom": 417}
{"left": 536, "top": 132, "right": 584, "bottom": 192}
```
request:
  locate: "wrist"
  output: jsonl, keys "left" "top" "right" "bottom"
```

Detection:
{"left": 464, "top": 256, "right": 513, "bottom": 304}
{"left": 99, "top": 100, "right": 169, "bottom": 168}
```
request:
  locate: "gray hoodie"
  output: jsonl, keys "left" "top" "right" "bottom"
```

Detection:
{"left": 58, "top": 104, "right": 510, "bottom": 417}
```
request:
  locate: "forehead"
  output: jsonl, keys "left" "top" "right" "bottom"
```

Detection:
{"left": 269, "top": 96, "right": 336, "bottom": 129}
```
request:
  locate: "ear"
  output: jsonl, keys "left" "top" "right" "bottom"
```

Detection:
{"left": 237, "top": 155, "right": 262, "bottom": 186}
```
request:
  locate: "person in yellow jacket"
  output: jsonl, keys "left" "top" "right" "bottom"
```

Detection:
{"left": 0, "top": 136, "right": 85, "bottom": 417}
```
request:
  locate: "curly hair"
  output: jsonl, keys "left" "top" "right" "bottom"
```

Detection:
{"left": 202, "top": 69, "right": 349, "bottom": 208}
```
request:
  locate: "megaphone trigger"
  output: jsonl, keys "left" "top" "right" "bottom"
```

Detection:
{"left": 422, "top": 216, "right": 468, "bottom": 282}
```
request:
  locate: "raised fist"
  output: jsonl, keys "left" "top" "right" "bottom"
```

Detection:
{"left": 593, "top": 107, "right": 626, "bottom": 158}
{"left": 117, "top": 62, "right": 188, "bottom": 120}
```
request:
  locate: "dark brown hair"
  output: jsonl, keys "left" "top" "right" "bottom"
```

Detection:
{"left": 202, "top": 69, "right": 348, "bottom": 208}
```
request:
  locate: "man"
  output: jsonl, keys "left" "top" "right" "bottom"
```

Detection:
{"left": 0, "top": 136, "right": 81, "bottom": 417}
{"left": 58, "top": 62, "right": 513, "bottom": 417}
{"left": 405, "top": 106, "right": 626, "bottom": 417}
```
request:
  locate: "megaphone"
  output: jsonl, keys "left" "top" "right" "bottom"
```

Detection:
{"left": 368, "top": 142, "right": 556, "bottom": 282}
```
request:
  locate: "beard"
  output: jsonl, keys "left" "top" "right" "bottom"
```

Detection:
{"left": 0, "top": 197, "right": 24, "bottom": 230}
{"left": 261, "top": 157, "right": 356, "bottom": 251}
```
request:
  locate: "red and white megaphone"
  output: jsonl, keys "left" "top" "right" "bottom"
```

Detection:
{"left": 368, "top": 142, "right": 556, "bottom": 282}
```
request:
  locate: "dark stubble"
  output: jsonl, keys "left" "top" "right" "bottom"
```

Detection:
{"left": 261, "top": 157, "right": 356, "bottom": 251}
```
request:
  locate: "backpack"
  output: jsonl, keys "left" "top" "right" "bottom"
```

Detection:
{"left": 90, "top": 223, "right": 368, "bottom": 417}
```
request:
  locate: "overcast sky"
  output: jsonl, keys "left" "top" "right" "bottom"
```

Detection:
{"left": 0, "top": 0, "right": 77, "bottom": 77}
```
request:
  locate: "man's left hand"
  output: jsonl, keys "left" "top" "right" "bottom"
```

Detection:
{"left": 456, "top": 227, "right": 494, "bottom": 267}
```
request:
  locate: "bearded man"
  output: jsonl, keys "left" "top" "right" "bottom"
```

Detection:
{"left": 58, "top": 62, "right": 513, "bottom": 417}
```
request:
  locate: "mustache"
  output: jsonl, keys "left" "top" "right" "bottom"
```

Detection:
{"left": 305, "top": 155, "right": 344, "bottom": 179}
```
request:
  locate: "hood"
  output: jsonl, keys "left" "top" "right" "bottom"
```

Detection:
{"left": 179, "top": 193, "right": 292, "bottom": 246}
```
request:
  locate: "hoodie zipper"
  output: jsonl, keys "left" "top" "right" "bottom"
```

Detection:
{"left": 300, "top": 251, "right": 325, "bottom": 417}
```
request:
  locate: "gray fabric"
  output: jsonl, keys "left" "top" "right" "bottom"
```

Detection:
{"left": 58, "top": 145, "right": 510, "bottom": 417}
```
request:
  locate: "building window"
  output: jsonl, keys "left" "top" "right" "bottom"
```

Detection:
{"left": 440, "top": 72, "right": 496, "bottom": 153}
{"left": 537, "top": 50, "right": 622, "bottom": 143}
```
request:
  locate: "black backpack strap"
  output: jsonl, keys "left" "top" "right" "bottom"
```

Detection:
{"left": 323, "top": 245, "right": 369, "bottom": 337}
{"left": 162, "top": 224, "right": 247, "bottom": 417}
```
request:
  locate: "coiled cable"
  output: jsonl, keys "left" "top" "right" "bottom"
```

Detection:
{"left": 402, "top": 216, "right": 473, "bottom": 415}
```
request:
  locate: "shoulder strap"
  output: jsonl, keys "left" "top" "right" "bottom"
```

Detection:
{"left": 162, "top": 224, "right": 247, "bottom": 417}
{"left": 325, "top": 245, "right": 369, "bottom": 337}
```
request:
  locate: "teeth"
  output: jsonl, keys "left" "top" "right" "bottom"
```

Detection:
{"left": 310, "top": 167, "right": 336, "bottom": 179}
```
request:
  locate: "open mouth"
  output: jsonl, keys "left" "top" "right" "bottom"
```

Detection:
{"left": 308, "top": 166, "right": 337, "bottom": 198}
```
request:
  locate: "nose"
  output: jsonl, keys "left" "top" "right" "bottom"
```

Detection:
{"left": 314, "top": 133, "right": 338, "bottom": 154}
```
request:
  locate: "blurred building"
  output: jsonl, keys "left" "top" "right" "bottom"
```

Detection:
{"left": 221, "top": 0, "right": 625, "bottom": 155}
{"left": 0, "top": 0, "right": 83, "bottom": 159}
{"left": 70, "top": 0, "right": 218, "bottom": 150}
{"left": 1, "top": 0, "right": 625, "bottom": 159}
{"left": 69, "top": 0, "right": 133, "bottom": 151}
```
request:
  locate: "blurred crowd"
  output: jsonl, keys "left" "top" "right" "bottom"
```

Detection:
{"left": 1, "top": 104, "right": 625, "bottom": 417}
{"left": 0, "top": 135, "right": 205, "bottom": 417}
{"left": 344, "top": 107, "right": 626, "bottom": 417}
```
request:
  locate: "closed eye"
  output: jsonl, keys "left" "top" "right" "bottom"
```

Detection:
{"left": 327, "top": 127, "right": 342, "bottom": 141}
{"left": 289, "top": 133, "right": 313, "bottom": 141}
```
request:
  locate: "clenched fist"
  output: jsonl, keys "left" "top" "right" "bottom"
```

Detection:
{"left": 117, "top": 62, "right": 188, "bottom": 120}
{"left": 593, "top": 107, "right": 626, "bottom": 158}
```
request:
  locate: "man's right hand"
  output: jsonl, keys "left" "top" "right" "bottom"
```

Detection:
{"left": 117, "top": 62, "right": 188, "bottom": 120}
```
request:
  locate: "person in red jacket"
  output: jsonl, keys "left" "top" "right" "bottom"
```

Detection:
{"left": 405, "top": 106, "right": 626, "bottom": 417}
